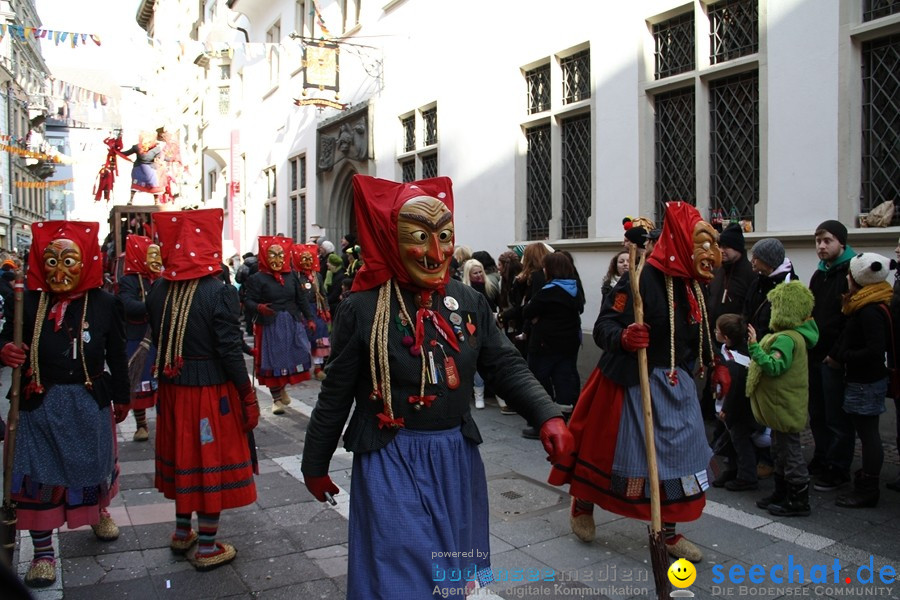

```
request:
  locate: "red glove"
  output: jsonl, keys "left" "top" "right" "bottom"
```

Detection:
{"left": 113, "top": 403, "right": 130, "bottom": 424}
{"left": 0, "top": 342, "right": 28, "bottom": 368}
{"left": 620, "top": 323, "right": 650, "bottom": 352}
{"left": 305, "top": 474, "right": 339, "bottom": 503}
{"left": 307, "top": 320, "right": 317, "bottom": 332}
{"left": 711, "top": 363, "right": 731, "bottom": 400}
{"left": 237, "top": 380, "right": 259, "bottom": 432}
{"left": 256, "top": 303, "right": 275, "bottom": 317}
{"left": 539, "top": 417, "right": 575, "bottom": 465}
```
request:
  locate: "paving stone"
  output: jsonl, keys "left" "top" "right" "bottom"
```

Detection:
{"left": 283, "top": 517, "right": 348, "bottom": 551}
{"left": 229, "top": 532, "right": 300, "bottom": 562}
{"left": 149, "top": 564, "right": 249, "bottom": 598}
{"left": 117, "top": 472, "right": 156, "bottom": 490}
{"left": 231, "top": 552, "right": 327, "bottom": 591}
{"left": 60, "top": 555, "right": 107, "bottom": 587}
{"left": 59, "top": 527, "right": 142, "bottom": 558}
{"left": 255, "top": 578, "right": 343, "bottom": 599}
{"left": 62, "top": 576, "right": 160, "bottom": 600}
{"left": 263, "top": 500, "right": 333, "bottom": 527}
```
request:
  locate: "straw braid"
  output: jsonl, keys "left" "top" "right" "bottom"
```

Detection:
{"left": 666, "top": 275, "right": 676, "bottom": 384}
{"left": 369, "top": 281, "right": 393, "bottom": 417}
{"left": 693, "top": 280, "right": 714, "bottom": 374}
{"left": 156, "top": 280, "right": 200, "bottom": 378}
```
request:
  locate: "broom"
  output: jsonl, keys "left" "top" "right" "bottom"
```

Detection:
{"left": 628, "top": 245, "right": 670, "bottom": 600}
{"left": 2, "top": 270, "right": 25, "bottom": 567}
{"left": 128, "top": 335, "right": 153, "bottom": 394}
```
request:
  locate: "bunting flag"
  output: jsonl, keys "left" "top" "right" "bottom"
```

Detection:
{"left": 15, "top": 178, "right": 73, "bottom": 189}
{"left": 0, "top": 144, "right": 64, "bottom": 163}
{"left": 311, "top": 0, "right": 333, "bottom": 38}
{"left": 0, "top": 24, "right": 100, "bottom": 46}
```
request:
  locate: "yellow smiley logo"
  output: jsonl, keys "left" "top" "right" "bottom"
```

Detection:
{"left": 668, "top": 558, "right": 697, "bottom": 588}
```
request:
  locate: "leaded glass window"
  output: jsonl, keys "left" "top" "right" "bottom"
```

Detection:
{"left": 526, "top": 64, "right": 550, "bottom": 114}
{"left": 526, "top": 124, "right": 551, "bottom": 240}
{"left": 655, "top": 87, "right": 696, "bottom": 220}
{"left": 654, "top": 11, "right": 694, "bottom": 80}
{"left": 561, "top": 114, "right": 591, "bottom": 238}
{"left": 423, "top": 108, "right": 438, "bottom": 146}
{"left": 401, "top": 116, "right": 415, "bottom": 152}
{"left": 710, "top": 71, "right": 759, "bottom": 222}
{"left": 561, "top": 50, "right": 590, "bottom": 105}
{"left": 401, "top": 158, "right": 415, "bottom": 183}
{"left": 709, "top": 0, "right": 758, "bottom": 65}
{"left": 422, "top": 153, "right": 438, "bottom": 179}
{"left": 864, "top": 0, "right": 900, "bottom": 21}
{"left": 861, "top": 34, "right": 900, "bottom": 222}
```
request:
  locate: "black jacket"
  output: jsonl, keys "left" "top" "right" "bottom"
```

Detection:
{"left": 301, "top": 279, "right": 562, "bottom": 477}
{"left": 117, "top": 273, "right": 153, "bottom": 341}
{"left": 1, "top": 289, "right": 129, "bottom": 410}
{"left": 742, "top": 265, "right": 797, "bottom": 339}
{"left": 594, "top": 266, "right": 709, "bottom": 388}
{"left": 708, "top": 256, "right": 754, "bottom": 324}
{"left": 522, "top": 282, "right": 583, "bottom": 357}
{"left": 242, "top": 271, "right": 314, "bottom": 326}
{"left": 147, "top": 276, "right": 250, "bottom": 388}
{"left": 837, "top": 301, "right": 890, "bottom": 384}
{"left": 809, "top": 259, "right": 851, "bottom": 362}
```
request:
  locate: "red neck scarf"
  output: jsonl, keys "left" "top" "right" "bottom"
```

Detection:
{"left": 28, "top": 221, "right": 103, "bottom": 331}
{"left": 258, "top": 236, "right": 293, "bottom": 285}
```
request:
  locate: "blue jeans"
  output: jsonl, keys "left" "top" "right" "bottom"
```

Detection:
{"left": 527, "top": 353, "right": 580, "bottom": 406}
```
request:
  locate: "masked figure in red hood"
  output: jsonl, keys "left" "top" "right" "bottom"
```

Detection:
{"left": 117, "top": 234, "right": 163, "bottom": 442}
{"left": 145, "top": 208, "right": 258, "bottom": 572}
{"left": 0, "top": 221, "right": 130, "bottom": 588}
{"left": 241, "top": 236, "right": 315, "bottom": 414}
{"left": 550, "top": 201, "right": 722, "bottom": 564}
{"left": 292, "top": 243, "right": 331, "bottom": 379}
{"left": 301, "top": 175, "right": 575, "bottom": 599}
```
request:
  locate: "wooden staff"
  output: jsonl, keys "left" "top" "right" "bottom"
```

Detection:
{"left": 628, "top": 246, "right": 670, "bottom": 600}
{"left": 2, "top": 270, "right": 26, "bottom": 567}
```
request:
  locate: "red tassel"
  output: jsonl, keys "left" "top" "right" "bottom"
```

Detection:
{"left": 376, "top": 412, "right": 405, "bottom": 429}
{"left": 408, "top": 394, "right": 436, "bottom": 408}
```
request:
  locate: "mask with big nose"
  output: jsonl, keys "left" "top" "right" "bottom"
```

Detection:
{"left": 43, "top": 238, "right": 84, "bottom": 293}
{"left": 397, "top": 196, "right": 454, "bottom": 290}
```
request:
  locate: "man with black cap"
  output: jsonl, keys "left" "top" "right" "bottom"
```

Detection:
{"left": 808, "top": 219, "right": 857, "bottom": 492}
{"left": 743, "top": 238, "right": 797, "bottom": 339}
{"left": 709, "top": 223, "right": 754, "bottom": 324}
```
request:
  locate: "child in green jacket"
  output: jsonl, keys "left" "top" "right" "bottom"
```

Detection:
{"left": 746, "top": 281, "right": 819, "bottom": 517}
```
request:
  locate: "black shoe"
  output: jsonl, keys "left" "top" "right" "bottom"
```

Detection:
{"left": 813, "top": 469, "right": 850, "bottom": 492}
{"left": 835, "top": 471, "right": 880, "bottom": 508}
{"left": 725, "top": 478, "right": 759, "bottom": 492}
{"left": 712, "top": 470, "right": 737, "bottom": 488}
{"left": 768, "top": 482, "right": 811, "bottom": 517}
{"left": 807, "top": 456, "right": 827, "bottom": 477}
{"left": 757, "top": 474, "right": 787, "bottom": 509}
{"left": 521, "top": 427, "right": 540, "bottom": 440}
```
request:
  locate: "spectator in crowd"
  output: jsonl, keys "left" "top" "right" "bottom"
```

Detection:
{"left": 234, "top": 251, "right": 259, "bottom": 336}
{"left": 324, "top": 251, "right": 347, "bottom": 317}
{"left": 890, "top": 235, "right": 900, "bottom": 493}
{"left": 601, "top": 250, "right": 629, "bottom": 301}
{"left": 462, "top": 258, "right": 497, "bottom": 409}
{"left": 748, "top": 281, "right": 818, "bottom": 518}
{"left": 808, "top": 220, "right": 857, "bottom": 493}
{"left": 833, "top": 253, "right": 894, "bottom": 508}
{"left": 318, "top": 240, "right": 336, "bottom": 279}
{"left": 744, "top": 238, "right": 796, "bottom": 339}
{"left": 472, "top": 250, "right": 500, "bottom": 292}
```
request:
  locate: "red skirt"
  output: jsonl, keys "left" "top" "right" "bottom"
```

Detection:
{"left": 550, "top": 368, "right": 705, "bottom": 523}
{"left": 155, "top": 382, "right": 257, "bottom": 513}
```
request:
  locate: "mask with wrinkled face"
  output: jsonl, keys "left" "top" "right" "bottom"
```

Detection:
{"left": 146, "top": 244, "right": 163, "bottom": 274}
{"left": 267, "top": 244, "right": 285, "bottom": 272}
{"left": 43, "top": 238, "right": 83, "bottom": 293}
{"left": 397, "top": 196, "right": 454, "bottom": 289}
{"left": 298, "top": 251, "right": 314, "bottom": 272}
{"left": 692, "top": 221, "right": 722, "bottom": 281}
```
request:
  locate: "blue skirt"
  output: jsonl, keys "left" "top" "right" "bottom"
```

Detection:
{"left": 347, "top": 427, "right": 491, "bottom": 600}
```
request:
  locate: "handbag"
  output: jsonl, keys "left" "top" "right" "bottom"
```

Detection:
{"left": 878, "top": 304, "right": 900, "bottom": 399}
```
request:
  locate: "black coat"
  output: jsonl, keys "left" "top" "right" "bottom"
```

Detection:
{"left": 837, "top": 302, "right": 891, "bottom": 384}
{"left": 301, "top": 279, "right": 562, "bottom": 477}
{"left": 0, "top": 288, "right": 129, "bottom": 410}
{"left": 742, "top": 266, "right": 797, "bottom": 339}
{"left": 708, "top": 256, "right": 754, "bottom": 324}
{"left": 809, "top": 259, "right": 850, "bottom": 362}
{"left": 147, "top": 275, "right": 250, "bottom": 388}
{"left": 242, "top": 271, "right": 314, "bottom": 326}
{"left": 117, "top": 272, "right": 153, "bottom": 341}
{"left": 522, "top": 283, "right": 583, "bottom": 357}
